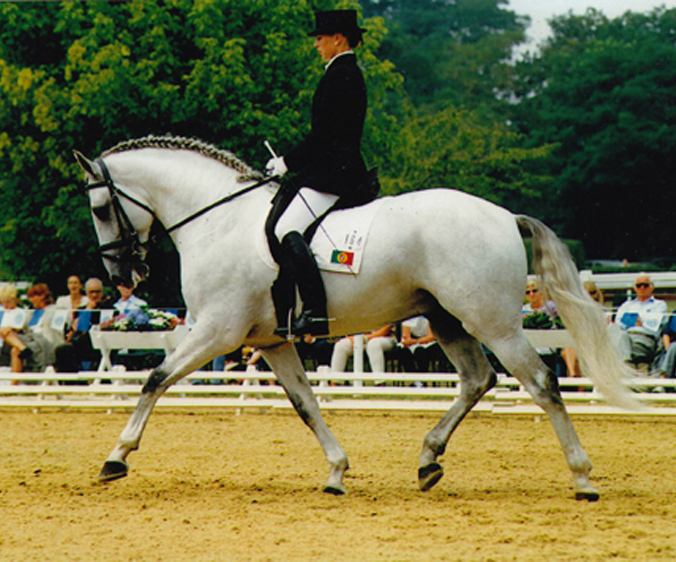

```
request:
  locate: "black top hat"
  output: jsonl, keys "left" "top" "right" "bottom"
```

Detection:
{"left": 307, "top": 10, "right": 366, "bottom": 37}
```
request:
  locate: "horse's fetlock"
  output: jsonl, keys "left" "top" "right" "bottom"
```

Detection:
{"left": 142, "top": 368, "right": 168, "bottom": 394}
{"left": 424, "top": 436, "right": 446, "bottom": 457}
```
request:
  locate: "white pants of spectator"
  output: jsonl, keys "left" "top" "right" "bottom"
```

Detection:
{"left": 331, "top": 336, "right": 397, "bottom": 374}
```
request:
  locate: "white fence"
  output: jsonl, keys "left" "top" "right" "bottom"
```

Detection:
{"left": 1, "top": 365, "right": 675, "bottom": 417}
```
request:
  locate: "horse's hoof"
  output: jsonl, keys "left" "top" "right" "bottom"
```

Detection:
{"left": 575, "top": 490, "right": 600, "bottom": 502}
{"left": 323, "top": 485, "right": 346, "bottom": 496}
{"left": 418, "top": 462, "right": 444, "bottom": 491}
{"left": 98, "top": 460, "right": 129, "bottom": 482}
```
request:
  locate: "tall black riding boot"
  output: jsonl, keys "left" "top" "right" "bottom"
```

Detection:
{"left": 275, "top": 231, "right": 329, "bottom": 337}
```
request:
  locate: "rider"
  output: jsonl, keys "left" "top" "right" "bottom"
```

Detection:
{"left": 267, "top": 10, "right": 369, "bottom": 337}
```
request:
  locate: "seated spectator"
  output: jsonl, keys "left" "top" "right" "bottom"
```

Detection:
{"left": 0, "top": 283, "right": 22, "bottom": 367}
{"left": 54, "top": 278, "right": 115, "bottom": 373}
{"left": 296, "top": 335, "right": 334, "bottom": 370}
{"left": 0, "top": 283, "right": 20, "bottom": 311}
{"left": 614, "top": 273, "right": 668, "bottom": 366}
{"left": 584, "top": 280, "right": 605, "bottom": 307}
{"left": 114, "top": 280, "right": 147, "bottom": 315}
{"left": 55, "top": 275, "right": 88, "bottom": 310}
{"left": 396, "top": 316, "right": 445, "bottom": 374}
{"left": 0, "top": 283, "right": 63, "bottom": 372}
{"left": 657, "top": 316, "right": 676, "bottom": 383}
{"left": 331, "top": 325, "right": 397, "bottom": 374}
{"left": 522, "top": 275, "right": 564, "bottom": 375}
{"left": 522, "top": 275, "right": 558, "bottom": 319}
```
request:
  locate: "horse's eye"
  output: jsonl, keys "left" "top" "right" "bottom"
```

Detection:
{"left": 93, "top": 204, "right": 111, "bottom": 221}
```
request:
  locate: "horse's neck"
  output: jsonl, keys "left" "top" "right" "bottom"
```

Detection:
{"left": 110, "top": 150, "right": 255, "bottom": 233}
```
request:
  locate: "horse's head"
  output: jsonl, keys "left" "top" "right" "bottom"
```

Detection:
{"left": 74, "top": 150, "right": 154, "bottom": 287}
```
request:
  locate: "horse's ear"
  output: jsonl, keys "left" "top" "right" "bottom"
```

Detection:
{"left": 73, "top": 150, "right": 99, "bottom": 181}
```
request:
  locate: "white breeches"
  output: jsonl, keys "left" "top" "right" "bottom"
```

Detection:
{"left": 275, "top": 187, "right": 339, "bottom": 240}
{"left": 330, "top": 336, "right": 397, "bottom": 373}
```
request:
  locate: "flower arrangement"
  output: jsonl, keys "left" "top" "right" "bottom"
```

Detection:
{"left": 522, "top": 310, "right": 564, "bottom": 330}
{"left": 99, "top": 307, "right": 181, "bottom": 332}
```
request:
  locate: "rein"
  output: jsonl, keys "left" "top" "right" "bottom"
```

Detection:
{"left": 85, "top": 158, "right": 276, "bottom": 261}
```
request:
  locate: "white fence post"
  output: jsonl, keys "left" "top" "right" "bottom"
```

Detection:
{"left": 353, "top": 334, "right": 364, "bottom": 388}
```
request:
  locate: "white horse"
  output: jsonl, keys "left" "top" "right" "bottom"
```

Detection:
{"left": 75, "top": 135, "right": 639, "bottom": 500}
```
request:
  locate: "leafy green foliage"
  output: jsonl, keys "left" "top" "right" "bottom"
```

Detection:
{"left": 0, "top": 0, "right": 401, "bottom": 301}
{"left": 361, "top": 0, "right": 529, "bottom": 112}
{"left": 381, "top": 106, "right": 552, "bottom": 211}
{"left": 512, "top": 7, "right": 676, "bottom": 260}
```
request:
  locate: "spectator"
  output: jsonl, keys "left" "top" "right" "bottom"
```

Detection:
{"left": 114, "top": 280, "right": 147, "bottom": 315}
{"left": 522, "top": 275, "right": 564, "bottom": 374}
{"left": 0, "top": 283, "right": 63, "bottom": 372}
{"left": 657, "top": 317, "right": 676, "bottom": 381}
{"left": 583, "top": 280, "right": 604, "bottom": 306}
{"left": 0, "top": 284, "right": 22, "bottom": 368}
{"left": 522, "top": 275, "right": 558, "bottom": 319}
{"left": 54, "top": 278, "right": 115, "bottom": 373}
{"left": 296, "top": 335, "right": 334, "bottom": 370}
{"left": 397, "top": 316, "right": 444, "bottom": 374}
{"left": 331, "top": 325, "right": 397, "bottom": 374}
{"left": 614, "top": 273, "right": 669, "bottom": 366}
{"left": 55, "top": 275, "right": 88, "bottom": 310}
{"left": 82, "top": 278, "right": 115, "bottom": 311}
{"left": 0, "top": 283, "right": 20, "bottom": 311}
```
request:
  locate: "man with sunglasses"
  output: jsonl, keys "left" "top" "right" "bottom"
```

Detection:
{"left": 614, "top": 273, "right": 669, "bottom": 366}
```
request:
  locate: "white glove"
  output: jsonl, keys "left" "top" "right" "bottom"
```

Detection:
{"left": 265, "top": 156, "right": 288, "bottom": 177}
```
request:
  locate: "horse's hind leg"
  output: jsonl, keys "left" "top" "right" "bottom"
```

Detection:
{"left": 260, "top": 342, "right": 349, "bottom": 495}
{"left": 490, "top": 335, "right": 599, "bottom": 501}
{"left": 418, "top": 324, "right": 497, "bottom": 492}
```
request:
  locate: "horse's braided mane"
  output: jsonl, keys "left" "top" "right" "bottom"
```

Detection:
{"left": 101, "top": 135, "right": 263, "bottom": 182}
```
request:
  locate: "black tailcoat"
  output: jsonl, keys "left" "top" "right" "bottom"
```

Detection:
{"left": 284, "top": 53, "right": 367, "bottom": 197}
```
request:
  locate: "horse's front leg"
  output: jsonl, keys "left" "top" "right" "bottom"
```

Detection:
{"left": 98, "top": 327, "right": 229, "bottom": 482}
{"left": 261, "top": 342, "right": 349, "bottom": 495}
{"left": 98, "top": 387, "right": 162, "bottom": 481}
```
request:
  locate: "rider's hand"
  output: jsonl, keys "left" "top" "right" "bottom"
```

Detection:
{"left": 265, "top": 156, "right": 288, "bottom": 177}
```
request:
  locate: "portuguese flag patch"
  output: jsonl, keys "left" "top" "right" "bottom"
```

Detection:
{"left": 331, "top": 249, "right": 354, "bottom": 266}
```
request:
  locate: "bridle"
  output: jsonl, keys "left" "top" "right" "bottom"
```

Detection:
{"left": 84, "top": 157, "right": 276, "bottom": 267}
{"left": 85, "top": 158, "right": 156, "bottom": 269}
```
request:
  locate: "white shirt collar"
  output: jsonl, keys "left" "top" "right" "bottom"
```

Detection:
{"left": 325, "top": 50, "right": 354, "bottom": 70}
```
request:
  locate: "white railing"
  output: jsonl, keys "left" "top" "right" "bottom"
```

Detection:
{"left": 579, "top": 270, "right": 676, "bottom": 291}
{"left": 1, "top": 365, "right": 675, "bottom": 416}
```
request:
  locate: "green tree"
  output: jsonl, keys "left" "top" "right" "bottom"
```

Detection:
{"left": 381, "top": 105, "right": 552, "bottom": 212}
{"left": 0, "top": 0, "right": 401, "bottom": 300}
{"left": 361, "top": 0, "right": 529, "bottom": 112}
{"left": 511, "top": 7, "right": 676, "bottom": 260}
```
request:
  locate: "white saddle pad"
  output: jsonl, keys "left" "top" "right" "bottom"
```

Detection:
{"left": 311, "top": 198, "right": 386, "bottom": 274}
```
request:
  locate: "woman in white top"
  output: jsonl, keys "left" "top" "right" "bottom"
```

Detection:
{"left": 55, "top": 275, "right": 88, "bottom": 310}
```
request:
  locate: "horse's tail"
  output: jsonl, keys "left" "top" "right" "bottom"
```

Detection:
{"left": 515, "top": 215, "right": 643, "bottom": 411}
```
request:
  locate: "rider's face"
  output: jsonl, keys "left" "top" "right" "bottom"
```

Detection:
{"left": 314, "top": 33, "right": 343, "bottom": 61}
